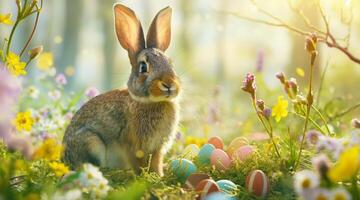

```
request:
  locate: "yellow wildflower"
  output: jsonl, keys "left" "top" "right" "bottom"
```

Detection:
{"left": 32, "top": 138, "right": 63, "bottom": 161}
{"left": 6, "top": 52, "right": 27, "bottom": 76}
{"left": 49, "top": 162, "right": 69, "bottom": 177}
{"left": 0, "top": 13, "right": 13, "bottom": 25}
{"left": 12, "top": 111, "right": 34, "bottom": 132}
{"left": 37, "top": 52, "right": 53, "bottom": 70}
{"left": 272, "top": 96, "right": 288, "bottom": 122}
{"left": 327, "top": 146, "right": 360, "bottom": 182}
{"left": 185, "top": 136, "right": 206, "bottom": 147}
{"left": 296, "top": 67, "right": 305, "bottom": 77}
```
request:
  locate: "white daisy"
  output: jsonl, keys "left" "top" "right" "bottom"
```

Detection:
{"left": 78, "top": 163, "right": 110, "bottom": 198}
{"left": 294, "top": 170, "right": 320, "bottom": 195}
{"left": 331, "top": 187, "right": 351, "bottom": 200}
{"left": 28, "top": 86, "right": 39, "bottom": 99}
{"left": 312, "top": 189, "right": 331, "bottom": 200}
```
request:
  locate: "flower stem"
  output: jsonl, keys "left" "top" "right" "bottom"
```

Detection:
{"left": 6, "top": 0, "right": 23, "bottom": 55}
{"left": 311, "top": 105, "right": 331, "bottom": 135}
{"left": 6, "top": 20, "right": 20, "bottom": 55}
{"left": 20, "top": 6, "right": 41, "bottom": 57}
{"left": 293, "top": 111, "right": 327, "bottom": 135}
{"left": 352, "top": 178, "right": 359, "bottom": 200}
{"left": 251, "top": 98, "right": 281, "bottom": 158}
{"left": 294, "top": 56, "right": 315, "bottom": 170}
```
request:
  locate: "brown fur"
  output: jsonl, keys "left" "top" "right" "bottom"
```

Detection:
{"left": 62, "top": 4, "right": 179, "bottom": 176}
{"left": 63, "top": 89, "right": 178, "bottom": 175}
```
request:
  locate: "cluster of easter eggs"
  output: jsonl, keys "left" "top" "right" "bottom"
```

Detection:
{"left": 170, "top": 160, "right": 270, "bottom": 199}
{"left": 170, "top": 136, "right": 270, "bottom": 200}
{"left": 170, "top": 159, "right": 238, "bottom": 199}
{"left": 185, "top": 136, "right": 255, "bottom": 170}
{"left": 171, "top": 136, "right": 271, "bottom": 199}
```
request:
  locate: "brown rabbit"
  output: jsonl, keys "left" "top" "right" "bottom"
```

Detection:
{"left": 62, "top": 4, "right": 180, "bottom": 176}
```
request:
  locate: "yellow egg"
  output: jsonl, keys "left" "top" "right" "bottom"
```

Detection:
{"left": 182, "top": 144, "right": 200, "bottom": 160}
{"left": 226, "top": 137, "right": 249, "bottom": 157}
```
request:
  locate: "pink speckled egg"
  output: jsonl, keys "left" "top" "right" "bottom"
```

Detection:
{"left": 226, "top": 137, "right": 249, "bottom": 157}
{"left": 232, "top": 145, "right": 254, "bottom": 161}
{"left": 208, "top": 136, "right": 224, "bottom": 149}
{"left": 210, "top": 149, "right": 231, "bottom": 170}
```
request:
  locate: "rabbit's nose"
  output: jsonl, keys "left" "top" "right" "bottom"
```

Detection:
{"left": 158, "top": 80, "right": 178, "bottom": 93}
{"left": 161, "top": 82, "right": 170, "bottom": 89}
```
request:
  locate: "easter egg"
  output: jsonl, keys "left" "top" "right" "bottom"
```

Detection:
{"left": 208, "top": 136, "right": 224, "bottom": 149}
{"left": 210, "top": 149, "right": 231, "bottom": 170}
{"left": 216, "top": 180, "right": 238, "bottom": 196}
{"left": 232, "top": 145, "right": 254, "bottom": 161}
{"left": 245, "top": 170, "right": 270, "bottom": 198}
{"left": 195, "top": 179, "right": 220, "bottom": 200}
{"left": 185, "top": 173, "right": 211, "bottom": 190}
{"left": 182, "top": 144, "right": 200, "bottom": 159}
{"left": 227, "top": 137, "right": 249, "bottom": 156}
{"left": 204, "top": 192, "right": 236, "bottom": 200}
{"left": 198, "top": 144, "right": 215, "bottom": 165}
{"left": 170, "top": 159, "right": 197, "bottom": 182}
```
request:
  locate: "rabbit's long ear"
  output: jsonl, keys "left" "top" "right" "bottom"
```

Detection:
{"left": 146, "top": 7, "right": 172, "bottom": 52}
{"left": 114, "top": 4, "right": 145, "bottom": 57}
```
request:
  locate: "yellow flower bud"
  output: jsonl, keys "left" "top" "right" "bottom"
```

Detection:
{"left": 28, "top": 46, "right": 43, "bottom": 60}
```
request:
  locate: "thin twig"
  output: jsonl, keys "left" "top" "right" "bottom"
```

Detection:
{"left": 228, "top": 12, "right": 310, "bottom": 36}
{"left": 20, "top": 6, "right": 41, "bottom": 57}
{"left": 329, "top": 103, "right": 360, "bottom": 122}
{"left": 225, "top": 0, "right": 360, "bottom": 65}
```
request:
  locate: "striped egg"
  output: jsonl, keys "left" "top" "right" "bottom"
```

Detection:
{"left": 216, "top": 180, "right": 238, "bottom": 196}
{"left": 231, "top": 145, "right": 254, "bottom": 161}
{"left": 182, "top": 144, "right": 200, "bottom": 160}
{"left": 226, "top": 137, "right": 249, "bottom": 157}
{"left": 245, "top": 170, "right": 270, "bottom": 198}
{"left": 210, "top": 149, "right": 231, "bottom": 170}
{"left": 195, "top": 179, "right": 221, "bottom": 200}
{"left": 185, "top": 173, "right": 211, "bottom": 190}
{"left": 204, "top": 192, "right": 236, "bottom": 200}
{"left": 170, "top": 158, "right": 197, "bottom": 183}
{"left": 208, "top": 136, "right": 224, "bottom": 149}
{"left": 198, "top": 144, "right": 215, "bottom": 165}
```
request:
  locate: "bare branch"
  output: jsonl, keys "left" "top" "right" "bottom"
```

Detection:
{"left": 225, "top": 0, "right": 360, "bottom": 65}
{"left": 227, "top": 12, "right": 311, "bottom": 36}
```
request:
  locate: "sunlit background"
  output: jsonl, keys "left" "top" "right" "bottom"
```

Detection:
{"left": 1, "top": 0, "right": 359, "bottom": 140}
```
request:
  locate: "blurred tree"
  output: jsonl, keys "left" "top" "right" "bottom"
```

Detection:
{"left": 178, "top": 0, "right": 194, "bottom": 76}
{"left": 287, "top": 2, "right": 321, "bottom": 87}
{"left": 59, "top": 0, "right": 83, "bottom": 85}
{"left": 98, "top": 0, "right": 117, "bottom": 90}
{"left": 215, "top": 0, "right": 228, "bottom": 83}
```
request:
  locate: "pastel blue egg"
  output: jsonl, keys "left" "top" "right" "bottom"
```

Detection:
{"left": 216, "top": 180, "right": 238, "bottom": 196}
{"left": 170, "top": 158, "right": 197, "bottom": 182}
{"left": 198, "top": 143, "right": 215, "bottom": 165}
{"left": 204, "top": 192, "right": 237, "bottom": 200}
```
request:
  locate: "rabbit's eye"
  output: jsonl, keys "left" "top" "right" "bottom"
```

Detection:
{"left": 139, "top": 62, "right": 148, "bottom": 73}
